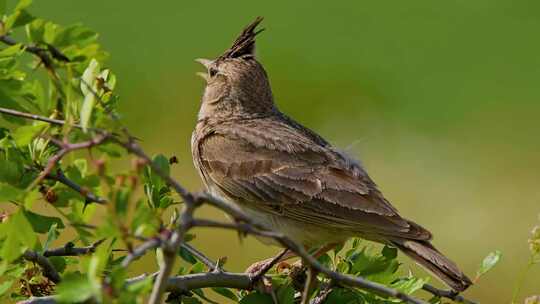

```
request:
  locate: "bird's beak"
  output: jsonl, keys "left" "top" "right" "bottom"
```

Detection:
{"left": 195, "top": 58, "right": 212, "bottom": 68}
{"left": 196, "top": 72, "right": 209, "bottom": 82}
{"left": 195, "top": 58, "right": 212, "bottom": 82}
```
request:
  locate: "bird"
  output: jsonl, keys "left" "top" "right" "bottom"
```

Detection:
{"left": 191, "top": 17, "right": 472, "bottom": 292}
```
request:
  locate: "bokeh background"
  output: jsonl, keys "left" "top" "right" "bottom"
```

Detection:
{"left": 32, "top": 1, "right": 540, "bottom": 302}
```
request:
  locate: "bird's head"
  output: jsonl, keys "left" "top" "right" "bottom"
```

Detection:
{"left": 196, "top": 17, "right": 275, "bottom": 120}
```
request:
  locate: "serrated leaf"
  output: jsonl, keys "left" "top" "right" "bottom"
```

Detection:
{"left": 25, "top": 210, "right": 65, "bottom": 233}
{"left": 0, "top": 44, "right": 24, "bottom": 58}
{"left": 56, "top": 272, "right": 95, "bottom": 303}
{"left": 0, "top": 210, "right": 37, "bottom": 262}
{"left": 11, "top": 124, "right": 44, "bottom": 147}
{"left": 476, "top": 250, "right": 502, "bottom": 278}
{"left": 0, "top": 183, "right": 22, "bottom": 201}
{"left": 392, "top": 277, "right": 428, "bottom": 294}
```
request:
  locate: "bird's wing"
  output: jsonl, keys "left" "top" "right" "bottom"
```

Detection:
{"left": 195, "top": 117, "right": 431, "bottom": 240}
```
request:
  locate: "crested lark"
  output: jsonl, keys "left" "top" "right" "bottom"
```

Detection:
{"left": 191, "top": 17, "right": 471, "bottom": 292}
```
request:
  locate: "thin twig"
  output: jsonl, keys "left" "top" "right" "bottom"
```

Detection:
{"left": 22, "top": 251, "right": 61, "bottom": 283}
{"left": 46, "top": 169, "right": 106, "bottom": 205}
{"left": 422, "top": 284, "right": 477, "bottom": 304}
{"left": 250, "top": 248, "right": 289, "bottom": 283}
{"left": 30, "top": 133, "right": 110, "bottom": 188}
{"left": 121, "top": 237, "right": 161, "bottom": 267}
{"left": 43, "top": 239, "right": 105, "bottom": 257}
{"left": 0, "top": 108, "right": 68, "bottom": 127}
{"left": 181, "top": 243, "right": 218, "bottom": 270}
{"left": 0, "top": 35, "right": 69, "bottom": 69}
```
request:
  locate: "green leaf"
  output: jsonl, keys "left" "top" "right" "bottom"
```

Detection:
{"left": 53, "top": 24, "right": 97, "bottom": 48}
{"left": 0, "top": 183, "right": 22, "bottom": 201}
{"left": 189, "top": 261, "right": 205, "bottom": 274}
{"left": 0, "top": 210, "right": 37, "bottom": 262}
{"left": 114, "top": 187, "right": 130, "bottom": 217}
{"left": 392, "top": 277, "right": 428, "bottom": 294}
{"left": 0, "top": 158, "right": 23, "bottom": 186}
{"left": 15, "top": 0, "right": 33, "bottom": 11}
{"left": 276, "top": 285, "right": 295, "bottom": 304}
{"left": 25, "top": 210, "right": 65, "bottom": 233}
{"left": 56, "top": 272, "right": 95, "bottom": 303}
{"left": 212, "top": 287, "right": 238, "bottom": 301}
{"left": 0, "top": 44, "right": 24, "bottom": 58}
{"left": 26, "top": 19, "right": 46, "bottom": 43}
{"left": 476, "top": 250, "right": 502, "bottom": 278}
{"left": 350, "top": 247, "right": 399, "bottom": 284}
{"left": 9, "top": 9, "right": 34, "bottom": 28}
{"left": 11, "top": 124, "right": 44, "bottom": 147}
{"left": 239, "top": 292, "right": 274, "bottom": 304}
{"left": 80, "top": 58, "right": 100, "bottom": 132}
{"left": 126, "top": 274, "right": 153, "bottom": 293}
{"left": 49, "top": 256, "right": 66, "bottom": 273}
{"left": 178, "top": 246, "right": 197, "bottom": 264}
{"left": 43, "top": 223, "right": 59, "bottom": 251}
{"left": 0, "top": 280, "right": 13, "bottom": 296}
{"left": 382, "top": 246, "right": 398, "bottom": 260}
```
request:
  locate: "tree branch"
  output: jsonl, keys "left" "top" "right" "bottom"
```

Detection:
{"left": 121, "top": 237, "right": 161, "bottom": 267}
{"left": 30, "top": 133, "right": 110, "bottom": 188}
{"left": 43, "top": 239, "right": 105, "bottom": 257}
{"left": 46, "top": 169, "right": 106, "bottom": 205}
{"left": 0, "top": 35, "right": 69, "bottom": 69}
{"left": 22, "top": 251, "right": 61, "bottom": 283}
{"left": 0, "top": 108, "right": 69, "bottom": 127}
{"left": 0, "top": 107, "right": 478, "bottom": 304}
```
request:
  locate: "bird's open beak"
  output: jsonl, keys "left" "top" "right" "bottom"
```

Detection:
{"left": 196, "top": 72, "right": 209, "bottom": 82}
{"left": 195, "top": 58, "right": 212, "bottom": 68}
{"left": 195, "top": 58, "right": 212, "bottom": 82}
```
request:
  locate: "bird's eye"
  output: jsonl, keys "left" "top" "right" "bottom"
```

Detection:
{"left": 209, "top": 68, "right": 218, "bottom": 77}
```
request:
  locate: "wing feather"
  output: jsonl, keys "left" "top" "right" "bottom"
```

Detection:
{"left": 194, "top": 117, "right": 431, "bottom": 241}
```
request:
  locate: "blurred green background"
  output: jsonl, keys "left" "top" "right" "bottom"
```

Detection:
{"left": 32, "top": 0, "right": 540, "bottom": 302}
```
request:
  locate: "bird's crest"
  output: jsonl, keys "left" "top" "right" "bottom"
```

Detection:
{"left": 218, "top": 16, "right": 264, "bottom": 60}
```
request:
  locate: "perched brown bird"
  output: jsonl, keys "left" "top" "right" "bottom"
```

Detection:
{"left": 192, "top": 17, "right": 472, "bottom": 292}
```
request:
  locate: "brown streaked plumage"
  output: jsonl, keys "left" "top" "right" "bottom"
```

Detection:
{"left": 191, "top": 17, "right": 472, "bottom": 292}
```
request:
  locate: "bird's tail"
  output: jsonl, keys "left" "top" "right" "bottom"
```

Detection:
{"left": 391, "top": 239, "right": 472, "bottom": 292}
